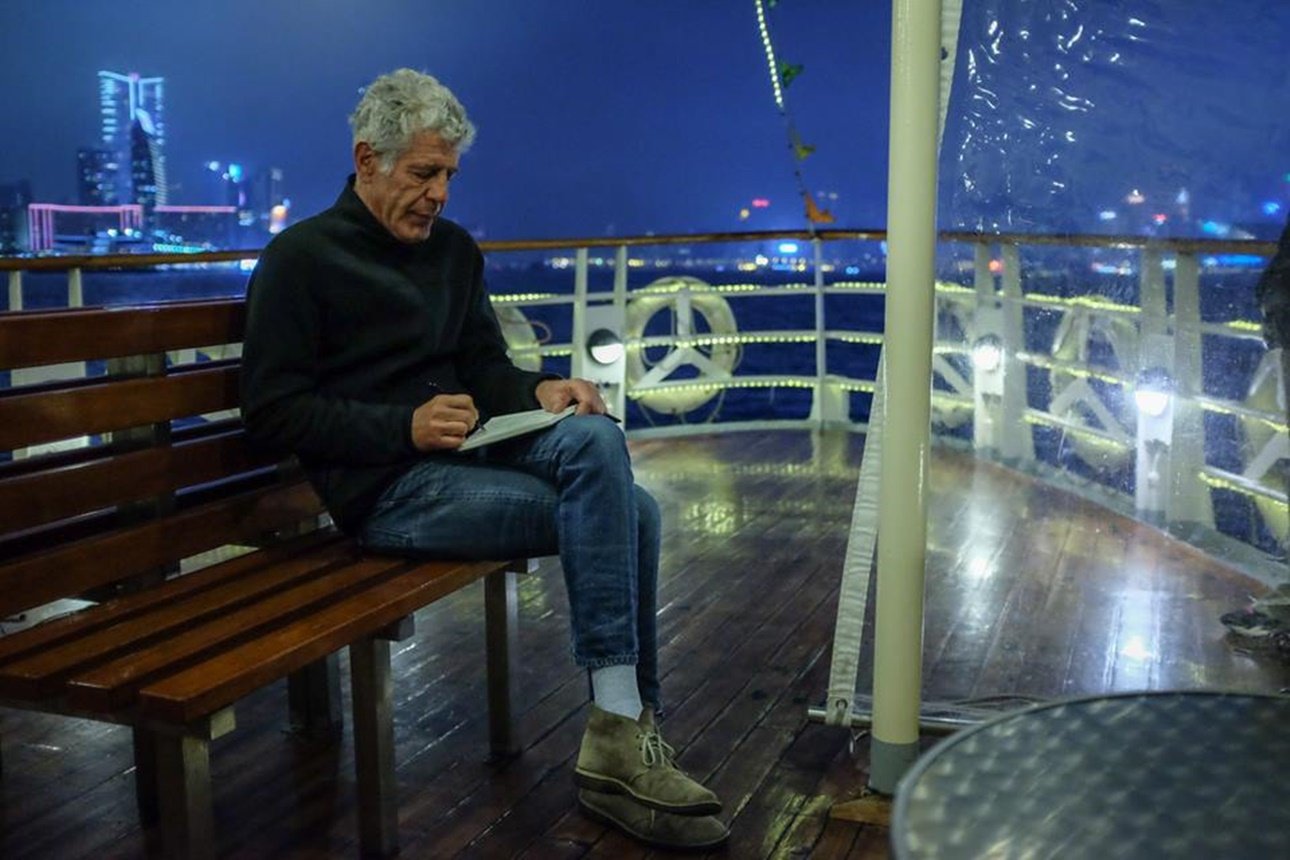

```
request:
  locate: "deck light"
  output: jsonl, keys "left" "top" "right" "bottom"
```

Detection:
{"left": 1134, "top": 367, "right": 1173, "bottom": 418}
{"left": 587, "top": 328, "right": 624, "bottom": 366}
{"left": 971, "top": 334, "right": 1003, "bottom": 373}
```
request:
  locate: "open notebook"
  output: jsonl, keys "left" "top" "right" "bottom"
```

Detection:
{"left": 457, "top": 405, "right": 577, "bottom": 452}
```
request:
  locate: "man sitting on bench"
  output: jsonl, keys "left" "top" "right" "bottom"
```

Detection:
{"left": 239, "top": 67, "right": 728, "bottom": 851}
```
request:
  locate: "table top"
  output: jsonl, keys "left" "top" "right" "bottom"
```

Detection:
{"left": 891, "top": 691, "right": 1290, "bottom": 860}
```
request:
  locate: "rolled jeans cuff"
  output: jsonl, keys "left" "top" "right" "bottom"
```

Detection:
{"left": 577, "top": 653, "right": 639, "bottom": 670}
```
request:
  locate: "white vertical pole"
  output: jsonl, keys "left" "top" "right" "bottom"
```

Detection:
{"left": 1168, "top": 252, "right": 1214, "bottom": 527}
{"left": 68, "top": 268, "right": 84, "bottom": 308}
{"left": 869, "top": 0, "right": 941, "bottom": 795}
{"left": 571, "top": 248, "right": 589, "bottom": 379}
{"left": 971, "top": 241, "right": 1001, "bottom": 455}
{"left": 612, "top": 245, "right": 628, "bottom": 320}
{"left": 1136, "top": 248, "right": 1173, "bottom": 522}
{"left": 7, "top": 269, "right": 21, "bottom": 311}
{"left": 998, "top": 243, "right": 1034, "bottom": 462}
{"left": 814, "top": 237, "right": 828, "bottom": 426}
{"left": 608, "top": 245, "right": 629, "bottom": 419}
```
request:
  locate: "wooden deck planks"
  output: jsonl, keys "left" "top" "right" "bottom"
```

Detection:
{"left": 2, "top": 429, "right": 1287, "bottom": 859}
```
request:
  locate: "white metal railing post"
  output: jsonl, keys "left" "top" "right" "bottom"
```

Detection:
{"left": 602, "top": 244, "right": 629, "bottom": 419}
{"left": 809, "top": 237, "right": 845, "bottom": 424}
{"left": 7, "top": 269, "right": 21, "bottom": 311}
{"left": 1135, "top": 247, "right": 1174, "bottom": 522}
{"left": 972, "top": 241, "right": 994, "bottom": 299}
{"left": 998, "top": 243, "right": 1033, "bottom": 463}
{"left": 813, "top": 237, "right": 828, "bottom": 426}
{"left": 971, "top": 241, "right": 1004, "bottom": 455}
{"left": 571, "top": 248, "right": 589, "bottom": 380}
{"left": 68, "top": 268, "right": 84, "bottom": 308}
{"left": 869, "top": 0, "right": 941, "bottom": 795}
{"left": 1169, "top": 251, "right": 1214, "bottom": 527}
{"left": 613, "top": 244, "right": 628, "bottom": 320}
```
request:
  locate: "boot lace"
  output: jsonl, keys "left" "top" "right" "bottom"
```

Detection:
{"left": 638, "top": 729, "right": 677, "bottom": 769}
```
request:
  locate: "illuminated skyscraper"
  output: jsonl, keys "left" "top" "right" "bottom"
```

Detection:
{"left": 98, "top": 71, "right": 168, "bottom": 206}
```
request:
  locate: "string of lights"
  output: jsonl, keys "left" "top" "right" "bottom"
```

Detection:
{"left": 751, "top": 0, "right": 831, "bottom": 231}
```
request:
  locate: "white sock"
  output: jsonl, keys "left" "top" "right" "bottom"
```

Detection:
{"left": 590, "top": 665, "right": 643, "bottom": 721}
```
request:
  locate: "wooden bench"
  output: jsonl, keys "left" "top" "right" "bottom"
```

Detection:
{"left": 0, "top": 297, "right": 526, "bottom": 859}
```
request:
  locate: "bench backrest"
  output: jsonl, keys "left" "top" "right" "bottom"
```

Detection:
{"left": 0, "top": 298, "right": 324, "bottom": 620}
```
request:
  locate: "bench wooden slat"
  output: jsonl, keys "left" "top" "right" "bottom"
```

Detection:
{"left": 137, "top": 559, "right": 509, "bottom": 724}
{"left": 0, "top": 540, "right": 358, "bottom": 702}
{"left": 0, "top": 365, "right": 240, "bottom": 451}
{"left": 0, "top": 531, "right": 345, "bottom": 666}
{"left": 0, "top": 480, "right": 323, "bottom": 618}
{"left": 65, "top": 555, "right": 417, "bottom": 714}
{"left": 0, "top": 297, "right": 528, "bottom": 859}
{"left": 0, "top": 429, "right": 278, "bottom": 534}
{"left": 0, "top": 300, "right": 245, "bottom": 369}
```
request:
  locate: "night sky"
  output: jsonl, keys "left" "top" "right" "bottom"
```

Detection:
{"left": 2, "top": 1, "right": 1287, "bottom": 242}
{"left": 0, "top": 0, "right": 890, "bottom": 240}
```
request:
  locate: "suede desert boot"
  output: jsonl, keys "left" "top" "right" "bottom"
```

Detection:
{"left": 577, "top": 789, "right": 730, "bottom": 851}
{"left": 574, "top": 705, "right": 721, "bottom": 815}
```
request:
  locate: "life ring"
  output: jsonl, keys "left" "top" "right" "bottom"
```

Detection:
{"left": 1047, "top": 308, "right": 1139, "bottom": 471}
{"left": 1239, "top": 349, "right": 1288, "bottom": 546}
{"left": 625, "top": 277, "right": 739, "bottom": 415}
{"left": 495, "top": 304, "right": 543, "bottom": 372}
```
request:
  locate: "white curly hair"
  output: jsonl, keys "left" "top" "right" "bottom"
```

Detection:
{"left": 349, "top": 68, "right": 477, "bottom": 172}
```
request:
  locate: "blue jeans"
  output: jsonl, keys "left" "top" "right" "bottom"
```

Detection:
{"left": 357, "top": 415, "right": 661, "bottom": 709}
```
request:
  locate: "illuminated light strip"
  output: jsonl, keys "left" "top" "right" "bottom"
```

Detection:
{"left": 155, "top": 205, "right": 237, "bottom": 214}
{"left": 1198, "top": 469, "right": 1288, "bottom": 503}
{"left": 1021, "top": 292, "right": 1141, "bottom": 314}
{"left": 1018, "top": 352, "right": 1132, "bottom": 386}
{"left": 1021, "top": 410, "right": 1129, "bottom": 446}
{"left": 627, "top": 331, "right": 883, "bottom": 348}
{"left": 628, "top": 376, "right": 874, "bottom": 397}
{"left": 1195, "top": 396, "right": 1288, "bottom": 432}
{"left": 1199, "top": 319, "right": 1264, "bottom": 340}
{"left": 638, "top": 460, "right": 857, "bottom": 480}
{"left": 830, "top": 281, "right": 891, "bottom": 290}
{"left": 829, "top": 333, "right": 885, "bottom": 345}
{"left": 634, "top": 333, "right": 816, "bottom": 348}
{"left": 753, "top": 0, "right": 785, "bottom": 111}
{"left": 489, "top": 293, "right": 560, "bottom": 303}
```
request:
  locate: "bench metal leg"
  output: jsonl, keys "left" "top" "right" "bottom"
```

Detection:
{"left": 156, "top": 732, "right": 215, "bottom": 860}
{"left": 351, "top": 637, "right": 398, "bottom": 857}
{"left": 133, "top": 726, "right": 159, "bottom": 825}
{"left": 288, "top": 652, "right": 343, "bottom": 738}
{"left": 485, "top": 567, "right": 521, "bottom": 758}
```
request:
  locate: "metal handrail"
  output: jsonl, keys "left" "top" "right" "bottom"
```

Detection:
{"left": 0, "top": 227, "right": 1277, "bottom": 272}
{"left": 2, "top": 227, "right": 1283, "bottom": 564}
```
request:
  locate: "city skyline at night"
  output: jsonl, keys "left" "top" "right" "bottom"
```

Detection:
{"left": 1, "top": 1, "right": 1287, "bottom": 254}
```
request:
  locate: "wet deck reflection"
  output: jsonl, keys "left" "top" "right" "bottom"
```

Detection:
{"left": 1, "top": 430, "right": 1285, "bottom": 858}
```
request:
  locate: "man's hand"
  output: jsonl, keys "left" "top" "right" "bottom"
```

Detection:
{"left": 535, "top": 378, "right": 607, "bottom": 416}
{"left": 411, "top": 393, "right": 479, "bottom": 451}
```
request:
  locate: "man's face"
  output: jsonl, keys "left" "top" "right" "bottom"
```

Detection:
{"left": 354, "top": 131, "right": 460, "bottom": 244}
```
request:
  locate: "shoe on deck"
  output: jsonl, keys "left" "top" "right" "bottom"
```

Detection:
{"left": 577, "top": 788, "right": 730, "bottom": 851}
{"left": 574, "top": 705, "right": 722, "bottom": 816}
{"left": 1220, "top": 608, "right": 1283, "bottom": 639}
{"left": 1252, "top": 583, "right": 1290, "bottom": 622}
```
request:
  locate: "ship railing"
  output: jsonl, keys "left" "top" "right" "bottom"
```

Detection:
{"left": 1, "top": 228, "right": 1284, "bottom": 568}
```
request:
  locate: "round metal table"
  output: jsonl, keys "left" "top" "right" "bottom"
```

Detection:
{"left": 891, "top": 691, "right": 1290, "bottom": 860}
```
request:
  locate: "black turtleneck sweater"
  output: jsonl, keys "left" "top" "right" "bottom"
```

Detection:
{"left": 240, "top": 178, "right": 554, "bottom": 532}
